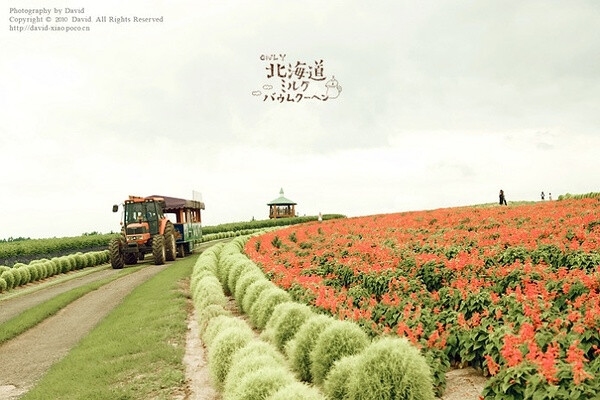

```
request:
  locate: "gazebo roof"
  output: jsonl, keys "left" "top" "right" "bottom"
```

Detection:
{"left": 267, "top": 188, "right": 297, "bottom": 206}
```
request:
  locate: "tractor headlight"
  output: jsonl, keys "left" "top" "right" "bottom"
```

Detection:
{"left": 127, "top": 235, "right": 142, "bottom": 241}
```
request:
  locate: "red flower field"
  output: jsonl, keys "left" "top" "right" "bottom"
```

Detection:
{"left": 245, "top": 197, "right": 600, "bottom": 398}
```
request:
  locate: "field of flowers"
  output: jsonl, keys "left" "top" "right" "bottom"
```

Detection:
{"left": 245, "top": 198, "right": 600, "bottom": 398}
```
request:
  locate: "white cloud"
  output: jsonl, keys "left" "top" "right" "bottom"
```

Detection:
{"left": 1, "top": 0, "right": 599, "bottom": 239}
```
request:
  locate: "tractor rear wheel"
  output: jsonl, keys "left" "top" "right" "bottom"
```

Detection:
{"left": 152, "top": 235, "right": 166, "bottom": 265}
{"left": 124, "top": 253, "right": 137, "bottom": 265}
{"left": 109, "top": 237, "right": 124, "bottom": 269}
{"left": 177, "top": 243, "right": 185, "bottom": 258}
{"left": 164, "top": 222, "right": 177, "bottom": 262}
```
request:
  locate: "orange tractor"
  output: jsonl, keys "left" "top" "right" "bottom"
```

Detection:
{"left": 109, "top": 195, "right": 204, "bottom": 269}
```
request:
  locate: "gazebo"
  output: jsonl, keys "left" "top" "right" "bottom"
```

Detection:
{"left": 267, "top": 188, "right": 297, "bottom": 219}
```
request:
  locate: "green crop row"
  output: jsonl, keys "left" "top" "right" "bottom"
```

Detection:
{"left": 192, "top": 236, "right": 435, "bottom": 400}
{"left": 201, "top": 214, "right": 345, "bottom": 235}
{"left": 0, "top": 250, "right": 110, "bottom": 293}
{"left": 200, "top": 228, "right": 265, "bottom": 243}
{"left": 558, "top": 192, "right": 600, "bottom": 201}
{"left": 0, "top": 233, "right": 117, "bottom": 261}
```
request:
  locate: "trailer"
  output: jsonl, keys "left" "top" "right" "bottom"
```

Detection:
{"left": 157, "top": 195, "right": 205, "bottom": 257}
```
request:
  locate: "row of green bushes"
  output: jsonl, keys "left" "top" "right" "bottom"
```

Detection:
{"left": 201, "top": 214, "right": 345, "bottom": 235}
{"left": 558, "top": 192, "right": 600, "bottom": 201}
{"left": 0, "top": 233, "right": 116, "bottom": 260}
{"left": 192, "top": 237, "right": 435, "bottom": 400}
{"left": 0, "top": 250, "right": 110, "bottom": 293}
{"left": 200, "top": 228, "right": 266, "bottom": 243}
{"left": 191, "top": 243, "right": 324, "bottom": 400}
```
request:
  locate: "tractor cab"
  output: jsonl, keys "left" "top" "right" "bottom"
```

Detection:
{"left": 123, "top": 198, "right": 164, "bottom": 239}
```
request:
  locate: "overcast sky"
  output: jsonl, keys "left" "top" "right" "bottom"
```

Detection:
{"left": 1, "top": 0, "right": 599, "bottom": 239}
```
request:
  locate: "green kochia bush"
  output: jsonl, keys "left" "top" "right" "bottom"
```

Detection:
{"left": 193, "top": 276, "right": 227, "bottom": 310}
{"left": 225, "top": 366, "right": 294, "bottom": 400}
{"left": 310, "top": 320, "right": 370, "bottom": 384}
{"left": 224, "top": 340, "right": 286, "bottom": 395}
{"left": 0, "top": 277, "right": 7, "bottom": 292}
{"left": 263, "top": 302, "right": 314, "bottom": 351}
{"left": 203, "top": 315, "right": 250, "bottom": 349}
{"left": 286, "top": 314, "right": 335, "bottom": 382}
{"left": 323, "top": 355, "right": 361, "bottom": 400}
{"left": 235, "top": 270, "right": 266, "bottom": 309}
{"left": 28, "top": 264, "right": 41, "bottom": 281}
{"left": 1, "top": 270, "right": 15, "bottom": 289}
{"left": 268, "top": 382, "right": 325, "bottom": 400}
{"left": 227, "top": 259, "right": 261, "bottom": 299}
{"left": 241, "top": 279, "right": 272, "bottom": 314}
{"left": 347, "top": 337, "right": 435, "bottom": 400}
{"left": 249, "top": 287, "right": 291, "bottom": 329}
{"left": 208, "top": 324, "right": 254, "bottom": 389}
{"left": 197, "top": 304, "right": 231, "bottom": 337}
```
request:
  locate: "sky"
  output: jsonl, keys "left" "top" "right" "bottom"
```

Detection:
{"left": 1, "top": 0, "right": 599, "bottom": 239}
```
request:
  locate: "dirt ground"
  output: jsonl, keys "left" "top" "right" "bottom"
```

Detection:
{"left": 0, "top": 264, "right": 166, "bottom": 400}
{"left": 441, "top": 368, "right": 487, "bottom": 400}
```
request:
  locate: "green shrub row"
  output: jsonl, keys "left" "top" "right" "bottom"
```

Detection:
{"left": 190, "top": 242, "right": 324, "bottom": 400}
{"left": 201, "top": 228, "right": 267, "bottom": 243}
{"left": 558, "top": 192, "right": 600, "bottom": 201}
{"left": 0, "top": 250, "right": 110, "bottom": 293}
{"left": 210, "top": 236, "right": 435, "bottom": 400}
{"left": 201, "top": 214, "right": 346, "bottom": 235}
{"left": 0, "top": 233, "right": 116, "bottom": 260}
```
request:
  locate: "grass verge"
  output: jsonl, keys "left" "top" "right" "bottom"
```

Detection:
{"left": 0, "top": 266, "right": 142, "bottom": 344}
{"left": 22, "top": 254, "right": 198, "bottom": 400}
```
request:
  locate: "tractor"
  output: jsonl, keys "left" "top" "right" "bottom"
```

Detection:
{"left": 109, "top": 195, "right": 204, "bottom": 269}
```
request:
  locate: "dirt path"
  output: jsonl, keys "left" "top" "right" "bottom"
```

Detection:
{"left": 0, "top": 264, "right": 167, "bottom": 399}
{"left": 0, "top": 268, "right": 120, "bottom": 324}
{"left": 183, "top": 308, "right": 221, "bottom": 400}
{"left": 441, "top": 368, "right": 487, "bottom": 400}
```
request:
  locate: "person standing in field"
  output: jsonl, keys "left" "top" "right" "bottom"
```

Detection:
{"left": 549, "top": 193, "right": 552, "bottom": 201}
{"left": 541, "top": 191, "right": 545, "bottom": 201}
{"left": 499, "top": 190, "right": 507, "bottom": 205}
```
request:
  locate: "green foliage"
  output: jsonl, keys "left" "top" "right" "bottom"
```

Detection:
{"left": 1, "top": 270, "right": 15, "bottom": 289}
{"left": 347, "top": 337, "right": 435, "bottom": 400}
{"left": 227, "top": 260, "right": 260, "bottom": 299}
{"left": 241, "top": 279, "right": 272, "bottom": 314}
{"left": 285, "top": 314, "right": 335, "bottom": 382}
{"left": 197, "top": 304, "right": 231, "bottom": 337}
{"left": 193, "top": 276, "right": 227, "bottom": 310}
{"left": 235, "top": 270, "right": 266, "bottom": 309}
{"left": 263, "top": 302, "right": 314, "bottom": 351}
{"left": 249, "top": 287, "right": 291, "bottom": 329}
{"left": 224, "top": 367, "right": 294, "bottom": 400}
{"left": 202, "top": 215, "right": 346, "bottom": 235}
{"left": 224, "top": 342, "right": 280, "bottom": 391}
{"left": 203, "top": 316, "right": 250, "bottom": 349}
{"left": 224, "top": 340, "right": 287, "bottom": 395}
{"left": 0, "top": 233, "right": 117, "bottom": 261}
{"left": 310, "top": 320, "right": 370, "bottom": 384}
{"left": 208, "top": 326, "right": 254, "bottom": 389}
{"left": 558, "top": 192, "right": 600, "bottom": 201}
{"left": 323, "top": 355, "right": 361, "bottom": 400}
{"left": 268, "top": 382, "right": 325, "bottom": 400}
{"left": 0, "top": 277, "right": 6, "bottom": 292}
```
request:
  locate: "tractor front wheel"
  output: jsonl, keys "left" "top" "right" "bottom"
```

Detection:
{"left": 152, "top": 235, "right": 166, "bottom": 265}
{"left": 109, "top": 237, "right": 124, "bottom": 269}
{"left": 124, "top": 253, "right": 137, "bottom": 265}
{"left": 164, "top": 222, "right": 177, "bottom": 262}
